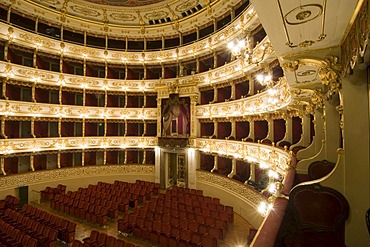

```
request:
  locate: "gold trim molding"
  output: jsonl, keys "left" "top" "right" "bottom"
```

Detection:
{"left": 197, "top": 170, "right": 266, "bottom": 209}
{"left": 0, "top": 164, "right": 155, "bottom": 190}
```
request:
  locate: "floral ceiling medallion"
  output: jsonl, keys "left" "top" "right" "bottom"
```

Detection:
{"left": 285, "top": 4, "right": 323, "bottom": 25}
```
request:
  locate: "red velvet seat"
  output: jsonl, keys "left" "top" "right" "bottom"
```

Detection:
{"left": 105, "top": 235, "right": 116, "bottom": 247}
{"left": 83, "top": 230, "right": 99, "bottom": 245}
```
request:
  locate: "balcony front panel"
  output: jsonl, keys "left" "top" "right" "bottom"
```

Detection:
{"left": 195, "top": 78, "right": 291, "bottom": 118}
{"left": 0, "top": 8, "right": 258, "bottom": 64}
{"left": 193, "top": 138, "right": 291, "bottom": 174}
{"left": 1, "top": 38, "right": 276, "bottom": 93}
{"left": 0, "top": 100, "right": 157, "bottom": 120}
{"left": 0, "top": 136, "right": 157, "bottom": 155}
{"left": 1, "top": 0, "right": 252, "bottom": 39}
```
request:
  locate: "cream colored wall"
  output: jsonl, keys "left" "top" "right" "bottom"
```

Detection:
{"left": 341, "top": 67, "right": 370, "bottom": 247}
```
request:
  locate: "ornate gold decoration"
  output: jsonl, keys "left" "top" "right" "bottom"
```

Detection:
{"left": 197, "top": 170, "right": 266, "bottom": 208}
{"left": 195, "top": 138, "right": 291, "bottom": 173}
{"left": 285, "top": 4, "right": 322, "bottom": 25}
{"left": 196, "top": 78, "right": 291, "bottom": 118}
{"left": 110, "top": 12, "right": 136, "bottom": 21}
{"left": 0, "top": 137, "right": 157, "bottom": 155}
{"left": 318, "top": 56, "right": 341, "bottom": 100}
{"left": 144, "top": 11, "right": 169, "bottom": 20}
{"left": 70, "top": 5, "right": 101, "bottom": 17}
{"left": 0, "top": 165, "right": 154, "bottom": 189}
{"left": 175, "top": 0, "right": 199, "bottom": 12}
{"left": 18, "top": 33, "right": 55, "bottom": 48}
{"left": 341, "top": 0, "right": 369, "bottom": 75}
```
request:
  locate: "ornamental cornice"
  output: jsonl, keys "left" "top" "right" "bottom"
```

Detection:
{"left": 0, "top": 100, "right": 157, "bottom": 120}
{"left": 282, "top": 56, "right": 341, "bottom": 100}
{"left": 0, "top": 165, "right": 154, "bottom": 190}
{"left": 195, "top": 78, "right": 291, "bottom": 118}
{"left": 0, "top": 7, "right": 259, "bottom": 64}
{"left": 0, "top": 137, "right": 158, "bottom": 155}
{"left": 196, "top": 170, "right": 266, "bottom": 210}
{"left": 194, "top": 138, "right": 291, "bottom": 174}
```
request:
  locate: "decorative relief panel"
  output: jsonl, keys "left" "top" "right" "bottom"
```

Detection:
{"left": 197, "top": 170, "right": 266, "bottom": 208}
{"left": 0, "top": 165, "right": 155, "bottom": 190}
{"left": 0, "top": 137, "right": 157, "bottom": 155}
{"left": 0, "top": 100, "right": 157, "bottom": 120}
{"left": 18, "top": 33, "right": 55, "bottom": 48}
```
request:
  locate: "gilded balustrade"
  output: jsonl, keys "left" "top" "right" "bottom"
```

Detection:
{"left": 196, "top": 78, "right": 291, "bottom": 118}
{"left": 0, "top": 164, "right": 155, "bottom": 190}
{"left": 0, "top": 100, "right": 157, "bottom": 120}
{"left": 0, "top": 38, "right": 276, "bottom": 92}
{"left": 0, "top": 136, "right": 158, "bottom": 155}
{"left": 194, "top": 138, "right": 291, "bottom": 175}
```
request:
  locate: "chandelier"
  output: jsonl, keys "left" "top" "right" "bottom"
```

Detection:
{"left": 227, "top": 33, "right": 272, "bottom": 65}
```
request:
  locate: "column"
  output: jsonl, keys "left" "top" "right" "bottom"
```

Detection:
{"left": 228, "top": 158, "right": 236, "bottom": 178}
{"left": 246, "top": 162, "right": 256, "bottom": 184}
{"left": 211, "top": 155, "right": 218, "bottom": 172}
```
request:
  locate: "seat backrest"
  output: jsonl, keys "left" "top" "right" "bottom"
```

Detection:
{"left": 105, "top": 235, "right": 116, "bottom": 247}
{"left": 290, "top": 183, "right": 349, "bottom": 242}
{"left": 97, "top": 232, "right": 107, "bottom": 244}
{"left": 115, "top": 239, "right": 126, "bottom": 247}
{"left": 90, "top": 230, "right": 99, "bottom": 240}
{"left": 308, "top": 160, "right": 335, "bottom": 180}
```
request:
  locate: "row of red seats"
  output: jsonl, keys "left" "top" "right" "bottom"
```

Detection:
{"left": 0, "top": 221, "right": 38, "bottom": 247}
{"left": 19, "top": 204, "right": 76, "bottom": 244}
{"left": 152, "top": 194, "right": 234, "bottom": 224}
{"left": 51, "top": 194, "right": 109, "bottom": 226}
{"left": 72, "top": 230, "right": 138, "bottom": 247}
{"left": 0, "top": 195, "right": 20, "bottom": 216}
{"left": 168, "top": 186, "right": 203, "bottom": 196}
{"left": 0, "top": 209, "right": 58, "bottom": 246}
{"left": 41, "top": 184, "right": 67, "bottom": 200}
{"left": 127, "top": 208, "right": 228, "bottom": 239}
{"left": 120, "top": 215, "right": 219, "bottom": 247}
{"left": 54, "top": 192, "right": 120, "bottom": 219}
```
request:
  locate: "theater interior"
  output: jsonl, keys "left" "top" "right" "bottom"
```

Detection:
{"left": 0, "top": 0, "right": 369, "bottom": 246}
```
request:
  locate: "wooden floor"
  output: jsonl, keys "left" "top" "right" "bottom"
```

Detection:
{"left": 32, "top": 199, "right": 254, "bottom": 247}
